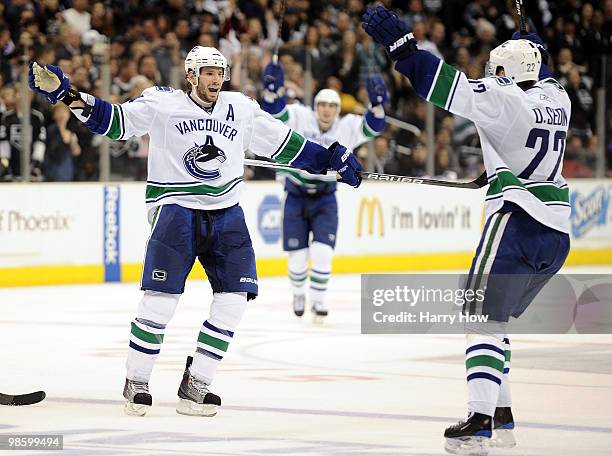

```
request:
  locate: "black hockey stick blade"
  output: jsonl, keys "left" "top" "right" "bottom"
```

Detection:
{"left": 0, "top": 391, "right": 46, "bottom": 406}
{"left": 358, "top": 170, "right": 488, "bottom": 189}
{"left": 243, "top": 158, "right": 488, "bottom": 189}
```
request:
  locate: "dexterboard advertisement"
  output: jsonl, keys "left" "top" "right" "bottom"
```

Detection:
{"left": 0, "top": 179, "right": 610, "bottom": 286}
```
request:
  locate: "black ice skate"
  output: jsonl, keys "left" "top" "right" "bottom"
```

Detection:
{"left": 311, "top": 300, "right": 328, "bottom": 323}
{"left": 491, "top": 407, "right": 516, "bottom": 448}
{"left": 176, "top": 356, "right": 221, "bottom": 417}
{"left": 444, "top": 412, "right": 492, "bottom": 455}
{"left": 123, "top": 378, "right": 152, "bottom": 416}
{"left": 293, "top": 294, "right": 305, "bottom": 317}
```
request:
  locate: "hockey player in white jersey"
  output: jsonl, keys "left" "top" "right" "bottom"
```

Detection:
{"left": 29, "top": 46, "right": 362, "bottom": 417}
{"left": 262, "top": 62, "right": 387, "bottom": 318}
{"left": 363, "top": 6, "right": 571, "bottom": 454}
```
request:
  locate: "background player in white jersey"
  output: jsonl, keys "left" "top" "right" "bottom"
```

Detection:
{"left": 261, "top": 62, "right": 387, "bottom": 318}
{"left": 362, "top": 6, "right": 571, "bottom": 454}
{"left": 28, "top": 46, "right": 362, "bottom": 417}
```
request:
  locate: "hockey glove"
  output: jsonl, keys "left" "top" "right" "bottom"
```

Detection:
{"left": 29, "top": 62, "right": 71, "bottom": 105}
{"left": 263, "top": 62, "right": 285, "bottom": 93}
{"left": 367, "top": 74, "right": 389, "bottom": 106}
{"left": 362, "top": 6, "right": 417, "bottom": 61}
{"left": 329, "top": 142, "right": 362, "bottom": 188}
{"left": 512, "top": 32, "right": 549, "bottom": 65}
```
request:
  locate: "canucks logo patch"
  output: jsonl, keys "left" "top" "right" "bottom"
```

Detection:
{"left": 495, "top": 76, "right": 512, "bottom": 86}
{"left": 183, "top": 135, "right": 226, "bottom": 180}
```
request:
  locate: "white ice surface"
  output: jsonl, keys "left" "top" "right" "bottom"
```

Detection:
{"left": 1, "top": 267, "right": 611, "bottom": 455}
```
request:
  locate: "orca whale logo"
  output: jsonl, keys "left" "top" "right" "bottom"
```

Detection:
{"left": 183, "top": 135, "right": 226, "bottom": 180}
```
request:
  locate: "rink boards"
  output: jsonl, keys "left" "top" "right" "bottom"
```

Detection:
{"left": 0, "top": 179, "right": 611, "bottom": 286}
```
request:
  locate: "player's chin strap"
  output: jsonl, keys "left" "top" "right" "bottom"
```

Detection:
{"left": 190, "top": 71, "right": 199, "bottom": 89}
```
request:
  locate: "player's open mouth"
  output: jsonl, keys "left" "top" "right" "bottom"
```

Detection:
{"left": 208, "top": 87, "right": 220, "bottom": 94}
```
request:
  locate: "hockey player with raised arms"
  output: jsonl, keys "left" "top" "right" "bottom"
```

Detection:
{"left": 362, "top": 6, "right": 570, "bottom": 454}
{"left": 28, "top": 46, "right": 362, "bottom": 417}
{"left": 261, "top": 62, "right": 387, "bottom": 318}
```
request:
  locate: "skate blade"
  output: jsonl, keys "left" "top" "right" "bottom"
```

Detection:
{"left": 444, "top": 436, "right": 490, "bottom": 455}
{"left": 124, "top": 402, "right": 150, "bottom": 417}
{"left": 176, "top": 398, "right": 218, "bottom": 417}
{"left": 293, "top": 308, "right": 305, "bottom": 317}
{"left": 491, "top": 429, "right": 516, "bottom": 448}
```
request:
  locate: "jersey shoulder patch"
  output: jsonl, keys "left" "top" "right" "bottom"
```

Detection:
{"left": 494, "top": 76, "right": 513, "bottom": 86}
{"left": 541, "top": 78, "right": 566, "bottom": 92}
{"left": 141, "top": 86, "right": 177, "bottom": 98}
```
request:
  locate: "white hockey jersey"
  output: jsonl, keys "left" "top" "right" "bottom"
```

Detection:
{"left": 423, "top": 63, "right": 571, "bottom": 233}
{"left": 275, "top": 103, "right": 378, "bottom": 189}
{"left": 105, "top": 87, "right": 306, "bottom": 211}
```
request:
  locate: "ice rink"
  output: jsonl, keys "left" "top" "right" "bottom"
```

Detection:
{"left": 1, "top": 267, "right": 611, "bottom": 456}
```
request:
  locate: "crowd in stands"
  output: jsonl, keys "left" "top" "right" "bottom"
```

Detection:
{"left": 0, "top": 0, "right": 610, "bottom": 182}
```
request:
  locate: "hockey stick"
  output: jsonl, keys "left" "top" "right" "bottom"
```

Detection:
{"left": 0, "top": 391, "right": 46, "bottom": 406}
{"left": 272, "top": 0, "right": 287, "bottom": 64}
{"left": 243, "top": 159, "right": 488, "bottom": 189}
{"left": 515, "top": 0, "right": 527, "bottom": 34}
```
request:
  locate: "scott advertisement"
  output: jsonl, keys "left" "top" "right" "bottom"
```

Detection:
{"left": 569, "top": 181, "right": 612, "bottom": 248}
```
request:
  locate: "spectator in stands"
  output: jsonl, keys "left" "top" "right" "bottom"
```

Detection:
{"left": 55, "top": 25, "right": 83, "bottom": 60}
{"left": 174, "top": 16, "right": 194, "bottom": 55}
{"left": 372, "top": 135, "right": 390, "bottom": 174}
{"left": 0, "top": 23, "right": 15, "bottom": 84}
{"left": 564, "top": 135, "right": 594, "bottom": 178}
{"left": 408, "top": 142, "right": 429, "bottom": 177}
{"left": 434, "top": 147, "right": 459, "bottom": 180}
{"left": 112, "top": 57, "right": 138, "bottom": 99}
{"left": 0, "top": 85, "right": 46, "bottom": 181}
{"left": 90, "top": 1, "right": 113, "bottom": 37}
{"left": 565, "top": 67, "right": 595, "bottom": 140}
{"left": 429, "top": 21, "right": 448, "bottom": 59}
{"left": 138, "top": 54, "right": 163, "bottom": 86}
{"left": 412, "top": 21, "right": 442, "bottom": 58}
{"left": 336, "top": 30, "right": 360, "bottom": 95}
{"left": 62, "top": 0, "right": 91, "bottom": 36}
{"left": 356, "top": 30, "right": 388, "bottom": 87}
{"left": 0, "top": 0, "right": 608, "bottom": 181}
{"left": 39, "top": 0, "right": 64, "bottom": 38}
{"left": 44, "top": 103, "right": 81, "bottom": 181}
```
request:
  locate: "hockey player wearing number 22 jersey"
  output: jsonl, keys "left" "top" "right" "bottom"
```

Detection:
{"left": 29, "top": 46, "right": 363, "bottom": 418}
{"left": 363, "top": 6, "right": 570, "bottom": 455}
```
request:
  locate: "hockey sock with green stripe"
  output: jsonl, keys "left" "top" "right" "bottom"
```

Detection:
{"left": 309, "top": 242, "right": 333, "bottom": 306}
{"left": 497, "top": 336, "right": 512, "bottom": 407}
{"left": 190, "top": 292, "right": 247, "bottom": 384}
{"left": 466, "top": 333, "right": 505, "bottom": 417}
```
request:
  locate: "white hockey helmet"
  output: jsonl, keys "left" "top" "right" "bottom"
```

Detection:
{"left": 485, "top": 39, "right": 541, "bottom": 83}
{"left": 314, "top": 88, "right": 341, "bottom": 122}
{"left": 184, "top": 46, "right": 230, "bottom": 86}
{"left": 314, "top": 88, "right": 341, "bottom": 109}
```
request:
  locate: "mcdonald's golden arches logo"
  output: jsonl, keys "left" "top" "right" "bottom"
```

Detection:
{"left": 357, "top": 197, "right": 384, "bottom": 237}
